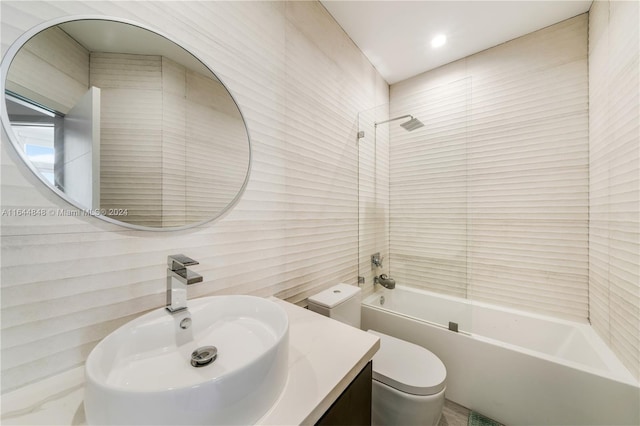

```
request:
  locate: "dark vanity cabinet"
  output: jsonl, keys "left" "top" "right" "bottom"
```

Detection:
{"left": 316, "top": 361, "right": 372, "bottom": 426}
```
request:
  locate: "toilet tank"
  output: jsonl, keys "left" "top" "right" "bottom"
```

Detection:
{"left": 307, "top": 283, "right": 361, "bottom": 328}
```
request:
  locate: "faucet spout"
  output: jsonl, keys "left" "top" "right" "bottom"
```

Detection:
{"left": 170, "top": 268, "right": 203, "bottom": 284}
{"left": 166, "top": 254, "right": 203, "bottom": 313}
{"left": 374, "top": 274, "right": 396, "bottom": 289}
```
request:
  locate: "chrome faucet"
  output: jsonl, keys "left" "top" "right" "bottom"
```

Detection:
{"left": 166, "top": 254, "right": 203, "bottom": 313}
{"left": 374, "top": 274, "right": 396, "bottom": 289}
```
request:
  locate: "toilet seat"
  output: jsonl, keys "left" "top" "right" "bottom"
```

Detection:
{"left": 367, "top": 330, "right": 446, "bottom": 396}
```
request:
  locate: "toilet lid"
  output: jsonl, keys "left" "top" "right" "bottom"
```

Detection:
{"left": 307, "top": 283, "right": 360, "bottom": 308}
{"left": 368, "top": 330, "right": 446, "bottom": 396}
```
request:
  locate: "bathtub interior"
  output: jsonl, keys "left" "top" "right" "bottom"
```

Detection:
{"left": 363, "top": 286, "right": 636, "bottom": 384}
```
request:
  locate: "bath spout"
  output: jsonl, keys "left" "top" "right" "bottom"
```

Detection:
{"left": 374, "top": 274, "right": 396, "bottom": 289}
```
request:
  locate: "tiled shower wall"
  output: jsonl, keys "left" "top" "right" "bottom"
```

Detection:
{"left": 0, "top": 0, "right": 388, "bottom": 392}
{"left": 588, "top": 0, "right": 640, "bottom": 380}
{"left": 389, "top": 15, "right": 590, "bottom": 321}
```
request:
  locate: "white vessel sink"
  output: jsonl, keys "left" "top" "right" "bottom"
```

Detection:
{"left": 84, "top": 295, "right": 289, "bottom": 425}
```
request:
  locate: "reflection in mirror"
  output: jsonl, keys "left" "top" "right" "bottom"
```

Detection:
{"left": 3, "top": 19, "right": 251, "bottom": 230}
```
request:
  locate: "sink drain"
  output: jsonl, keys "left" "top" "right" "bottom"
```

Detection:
{"left": 191, "top": 346, "right": 218, "bottom": 367}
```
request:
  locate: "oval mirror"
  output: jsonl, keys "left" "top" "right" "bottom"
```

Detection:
{"left": 1, "top": 17, "right": 251, "bottom": 230}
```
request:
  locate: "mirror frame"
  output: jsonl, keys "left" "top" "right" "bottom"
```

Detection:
{"left": 0, "top": 15, "right": 252, "bottom": 231}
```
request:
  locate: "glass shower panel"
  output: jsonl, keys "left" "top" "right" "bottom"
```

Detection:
{"left": 357, "top": 104, "right": 390, "bottom": 290}
{"left": 358, "top": 77, "right": 470, "bottom": 303}
{"left": 358, "top": 78, "right": 471, "bottom": 297}
{"left": 388, "top": 77, "right": 471, "bottom": 298}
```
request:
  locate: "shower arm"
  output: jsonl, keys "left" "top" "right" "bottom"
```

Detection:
{"left": 374, "top": 115, "right": 413, "bottom": 127}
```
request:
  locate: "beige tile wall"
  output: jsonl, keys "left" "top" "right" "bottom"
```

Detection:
{"left": 96, "top": 52, "right": 249, "bottom": 228}
{"left": 589, "top": 0, "right": 640, "bottom": 380}
{"left": 93, "top": 52, "right": 164, "bottom": 227}
{"left": 389, "top": 15, "right": 590, "bottom": 321}
{"left": 0, "top": 0, "right": 388, "bottom": 392}
{"left": 182, "top": 66, "right": 250, "bottom": 225}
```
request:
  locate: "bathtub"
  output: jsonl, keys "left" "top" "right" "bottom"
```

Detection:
{"left": 362, "top": 285, "right": 640, "bottom": 425}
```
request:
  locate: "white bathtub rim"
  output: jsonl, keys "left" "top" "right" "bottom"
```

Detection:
{"left": 364, "top": 286, "right": 591, "bottom": 327}
{"left": 362, "top": 286, "right": 638, "bottom": 387}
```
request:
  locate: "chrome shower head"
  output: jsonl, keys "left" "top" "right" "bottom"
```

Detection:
{"left": 375, "top": 114, "right": 424, "bottom": 132}
{"left": 400, "top": 117, "right": 424, "bottom": 131}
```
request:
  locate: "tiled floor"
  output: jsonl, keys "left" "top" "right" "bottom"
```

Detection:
{"left": 438, "top": 399, "right": 471, "bottom": 426}
{"left": 438, "top": 400, "right": 504, "bottom": 426}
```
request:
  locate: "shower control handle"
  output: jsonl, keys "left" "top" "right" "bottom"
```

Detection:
{"left": 371, "top": 252, "right": 384, "bottom": 268}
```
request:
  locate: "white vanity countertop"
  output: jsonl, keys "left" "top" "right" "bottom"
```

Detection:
{"left": 1, "top": 297, "right": 380, "bottom": 426}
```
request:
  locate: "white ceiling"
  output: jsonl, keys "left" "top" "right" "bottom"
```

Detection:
{"left": 320, "top": 1, "right": 592, "bottom": 84}
{"left": 59, "top": 20, "right": 215, "bottom": 78}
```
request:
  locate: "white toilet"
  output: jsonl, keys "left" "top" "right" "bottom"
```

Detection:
{"left": 308, "top": 283, "right": 446, "bottom": 426}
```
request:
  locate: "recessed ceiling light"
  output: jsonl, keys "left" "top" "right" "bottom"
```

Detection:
{"left": 431, "top": 34, "right": 447, "bottom": 48}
